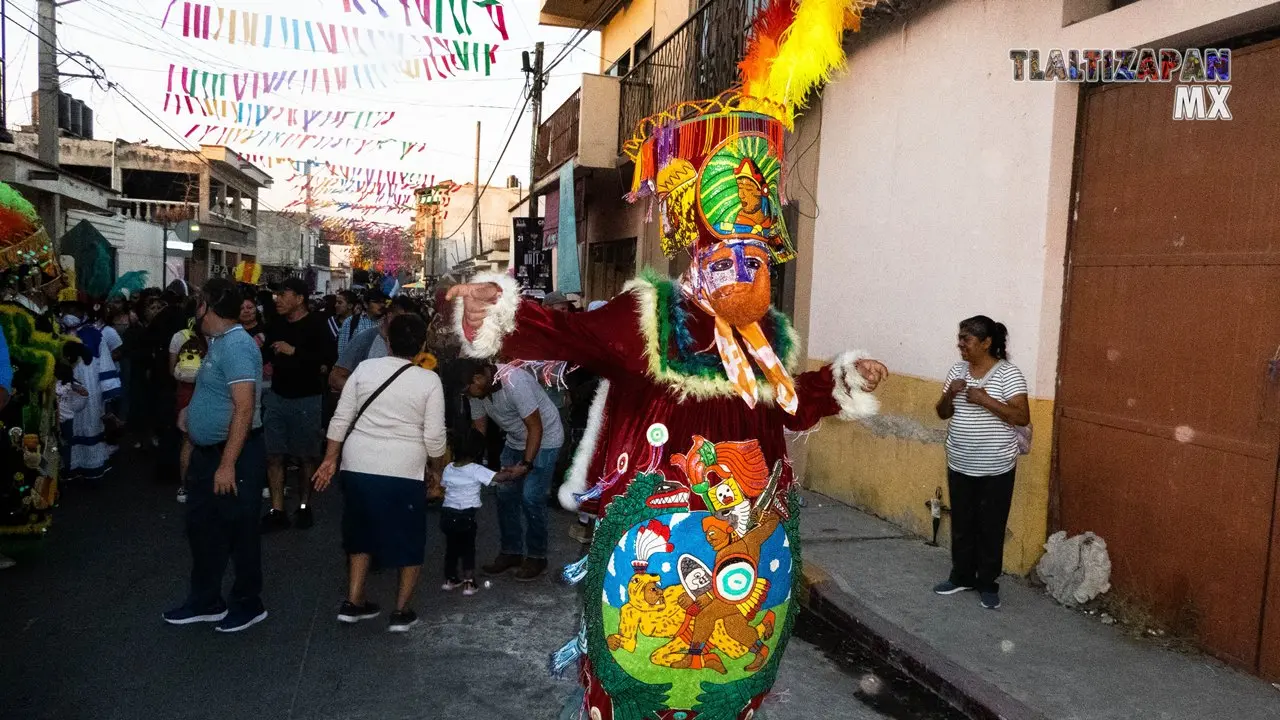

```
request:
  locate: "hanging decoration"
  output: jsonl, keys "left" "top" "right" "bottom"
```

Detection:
{"left": 163, "top": 47, "right": 495, "bottom": 106}
{"left": 340, "top": 0, "right": 509, "bottom": 41}
{"left": 166, "top": 96, "right": 396, "bottom": 131}
{"left": 166, "top": 2, "right": 497, "bottom": 54}
{"left": 184, "top": 123, "right": 429, "bottom": 159}
{"left": 239, "top": 155, "right": 435, "bottom": 186}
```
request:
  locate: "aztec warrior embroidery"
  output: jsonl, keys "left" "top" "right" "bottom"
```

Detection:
{"left": 562, "top": 428, "right": 800, "bottom": 720}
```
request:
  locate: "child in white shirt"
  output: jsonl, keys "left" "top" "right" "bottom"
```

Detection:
{"left": 440, "top": 432, "right": 509, "bottom": 595}
{"left": 55, "top": 362, "right": 89, "bottom": 476}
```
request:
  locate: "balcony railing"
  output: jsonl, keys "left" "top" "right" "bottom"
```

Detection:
{"left": 535, "top": 88, "right": 581, "bottom": 180}
{"left": 108, "top": 198, "right": 199, "bottom": 224}
{"left": 617, "top": 0, "right": 763, "bottom": 153}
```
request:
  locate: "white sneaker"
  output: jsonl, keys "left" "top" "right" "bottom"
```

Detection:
{"left": 176, "top": 488, "right": 188, "bottom": 504}
{"left": 442, "top": 579, "right": 464, "bottom": 591}
{"left": 462, "top": 580, "right": 478, "bottom": 597}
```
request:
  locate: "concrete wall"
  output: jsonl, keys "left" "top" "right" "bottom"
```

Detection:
{"left": 579, "top": 74, "right": 623, "bottom": 169}
{"left": 803, "top": 0, "right": 1280, "bottom": 575}
{"left": 600, "top": 0, "right": 691, "bottom": 70}
{"left": 256, "top": 211, "right": 312, "bottom": 267}
{"left": 66, "top": 209, "right": 164, "bottom": 286}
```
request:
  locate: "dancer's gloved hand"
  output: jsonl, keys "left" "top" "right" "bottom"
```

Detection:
{"left": 445, "top": 283, "right": 503, "bottom": 341}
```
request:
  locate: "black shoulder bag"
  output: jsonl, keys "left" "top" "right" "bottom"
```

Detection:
{"left": 343, "top": 362, "right": 414, "bottom": 442}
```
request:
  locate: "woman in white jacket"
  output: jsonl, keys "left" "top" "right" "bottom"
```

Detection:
{"left": 312, "top": 313, "right": 446, "bottom": 633}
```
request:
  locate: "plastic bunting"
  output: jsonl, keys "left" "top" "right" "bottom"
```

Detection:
{"left": 239, "top": 155, "right": 435, "bottom": 186}
{"left": 340, "top": 0, "right": 509, "bottom": 41}
{"left": 185, "top": 124, "right": 428, "bottom": 159}
{"left": 166, "top": 2, "right": 503, "bottom": 50}
{"left": 163, "top": 50, "right": 495, "bottom": 107}
{"left": 166, "top": 97, "right": 395, "bottom": 131}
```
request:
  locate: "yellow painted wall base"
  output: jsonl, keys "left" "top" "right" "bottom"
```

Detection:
{"left": 801, "top": 366, "right": 1054, "bottom": 575}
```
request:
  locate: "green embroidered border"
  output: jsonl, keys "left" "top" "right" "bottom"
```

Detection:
{"left": 585, "top": 472, "right": 677, "bottom": 720}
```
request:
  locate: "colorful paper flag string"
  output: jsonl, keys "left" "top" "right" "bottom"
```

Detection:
{"left": 166, "top": 97, "right": 396, "bottom": 131}
{"left": 185, "top": 123, "right": 429, "bottom": 158}
{"left": 340, "top": 0, "right": 509, "bottom": 41}
{"left": 170, "top": 2, "right": 495, "bottom": 52}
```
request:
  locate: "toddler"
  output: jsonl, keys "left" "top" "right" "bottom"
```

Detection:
{"left": 54, "top": 360, "right": 88, "bottom": 477}
{"left": 440, "top": 432, "right": 509, "bottom": 595}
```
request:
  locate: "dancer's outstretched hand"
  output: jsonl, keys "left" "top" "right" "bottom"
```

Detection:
{"left": 854, "top": 359, "right": 889, "bottom": 391}
{"left": 445, "top": 283, "right": 503, "bottom": 341}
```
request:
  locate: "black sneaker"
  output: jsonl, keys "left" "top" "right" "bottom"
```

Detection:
{"left": 214, "top": 608, "right": 268, "bottom": 633}
{"left": 294, "top": 506, "right": 314, "bottom": 530}
{"left": 980, "top": 591, "right": 1001, "bottom": 610}
{"left": 933, "top": 580, "right": 973, "bottom": 595}
{"left": 337, "top": 601, "right": 381, "bottom": 624}
{"left": 162, "top": 603, "right": 228, "bottom": 625}
{"left": 261, "top": 509, "right": 291, "bottom": 533}
{"left": 388, "top": 609, "right": 419, "bottom": 633}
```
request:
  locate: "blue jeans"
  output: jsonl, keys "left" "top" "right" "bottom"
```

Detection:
{"left": 497, "top": 445, "right": 560, "bottom": 559}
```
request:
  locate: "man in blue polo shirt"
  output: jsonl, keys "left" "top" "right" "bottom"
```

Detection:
{"left": 163, "top": 278, "right": 268, "bottom": 633}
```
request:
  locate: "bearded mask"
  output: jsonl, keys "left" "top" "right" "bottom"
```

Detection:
{"left": 698, "top": 241, "right": 772, "bottom": 327}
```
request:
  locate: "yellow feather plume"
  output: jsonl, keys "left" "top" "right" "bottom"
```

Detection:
{"left": 763, "top": 0, "right": 852, "bottom": 125}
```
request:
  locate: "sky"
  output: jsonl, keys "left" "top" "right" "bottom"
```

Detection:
{"left": 2, "top": 0, "right": 601, "bottom": 225}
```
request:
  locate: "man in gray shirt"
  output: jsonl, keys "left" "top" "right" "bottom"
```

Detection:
{"left": 329, "top": 296, "right": 418, "bottom": 392}
{"left": 466, "top": 362, "right": 563, "bottom": 581}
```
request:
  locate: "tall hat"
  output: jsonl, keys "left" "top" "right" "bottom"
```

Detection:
{"left": 624, "top": 0, "right": 877, "bottom": 263}
{"left": 0, "top": 181, "right": 58, "bottom": 283}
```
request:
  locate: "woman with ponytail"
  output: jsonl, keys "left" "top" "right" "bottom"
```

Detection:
{"left": 933, "top": 315, "right": 1030, "bottom": 610}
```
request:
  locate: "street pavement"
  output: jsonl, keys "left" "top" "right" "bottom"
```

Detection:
{"left": 0, "top": 449, "right": 887, "bottom": 720}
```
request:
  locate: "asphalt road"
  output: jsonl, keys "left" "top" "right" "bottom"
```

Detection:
{"left": 0, "top": 448, "right": 886, "bottom": 720}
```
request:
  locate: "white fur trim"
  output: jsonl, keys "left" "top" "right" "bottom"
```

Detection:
{"left": 559, "top": 379, "right": 610, "bottom": 511}
{"left": 831, "top": 351, "right": 881, "bottom": 421}
{"left": 453, "top": 272, "right": 521, "bottom": 359}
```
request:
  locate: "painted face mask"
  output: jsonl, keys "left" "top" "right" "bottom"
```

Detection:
{"left": 698, "top": 240, "right": 772, "bottom": 328}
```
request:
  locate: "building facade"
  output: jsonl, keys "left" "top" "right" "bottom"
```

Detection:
{"left": 801, "top": 0, "right": 1280, "bottom": 680}
{"left": 10, "top": 134, "right": 271, "bottom": 287}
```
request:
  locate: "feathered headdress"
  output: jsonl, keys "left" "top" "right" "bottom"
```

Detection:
{"left": 0, "top": 181, "right": 57, "bottom": 280}
{"left": 737, "top": 0, "right": 877, "bottom": 127}
{"left": 623, "top": 0, "right": 877, "bottom": 262}
{"left": 631, "top": 519, "right": 673, "bottom": 573}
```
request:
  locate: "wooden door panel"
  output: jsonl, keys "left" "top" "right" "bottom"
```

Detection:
{"left": 1073, "top": 43, "right": 1280, "bottom": 264}
{"left": 1058, "top": 265, "right": 1280, "bottom": 453}
{"left": 1059, "top": 37, "right": 1280, "bottom": 674}
{"left": 1058, "top": 417, "right": 1273, "bottom": 667}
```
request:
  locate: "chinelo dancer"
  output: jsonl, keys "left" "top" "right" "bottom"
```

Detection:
{"left": 447, "top": 1, "right": 886, "bottom": 717}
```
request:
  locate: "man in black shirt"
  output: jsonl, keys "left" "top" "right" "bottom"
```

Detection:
{"left": 262, "top": 278, "right": 336, "bottom": 531}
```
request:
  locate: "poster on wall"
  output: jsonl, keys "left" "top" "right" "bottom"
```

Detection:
{"left": 512, "top": 216, "right": 551, "bottom": 295}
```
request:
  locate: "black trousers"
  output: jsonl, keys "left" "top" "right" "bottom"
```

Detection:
{"left": 947, "top": 467, "right": 1016, "bottom": 593}
{"left": 185, "top": 432, "right": 267, "bottom": 613}
{"left": 441, "top": 508, "right": 478, "bottom": 581}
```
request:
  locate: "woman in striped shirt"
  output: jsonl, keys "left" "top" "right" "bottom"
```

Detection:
{"left": 933, "top": 316, "right": 1030, "bottom": 610}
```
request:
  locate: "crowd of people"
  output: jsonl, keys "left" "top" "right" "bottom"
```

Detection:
{"left": 2, "top": 272, "right": 589, "bottom": 632}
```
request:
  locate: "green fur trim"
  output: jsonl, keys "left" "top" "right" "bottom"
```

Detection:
{"left": 623, "top": 271, "right": 801, "bottom": 403}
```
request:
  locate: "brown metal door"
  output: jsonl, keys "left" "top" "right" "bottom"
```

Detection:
{"left": 1057, "top": 38, "right": 1280, "bottom": 675}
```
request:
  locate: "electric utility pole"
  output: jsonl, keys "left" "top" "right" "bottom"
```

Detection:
{"left": 303, "top": 159, "right": 314, "bottom": 273}
{"left": 471, "top": 121, "right": 481, "bottom": 260}
{"left": 36, "top": 0, "right": 59, "bottom": 236}
{"left": 525, "top": 41, "right": 544, "bottom": 221}
{"left": 0, "top": 0, "right": 14, "bottom": 144}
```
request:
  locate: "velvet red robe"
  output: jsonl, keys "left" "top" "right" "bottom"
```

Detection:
{"left": 462, "top": 272, "right": 874, "bottom": 720}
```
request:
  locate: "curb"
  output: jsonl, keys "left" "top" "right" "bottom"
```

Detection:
{"left": 800, "top": 566, "right": 1049, "bottom": 720}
